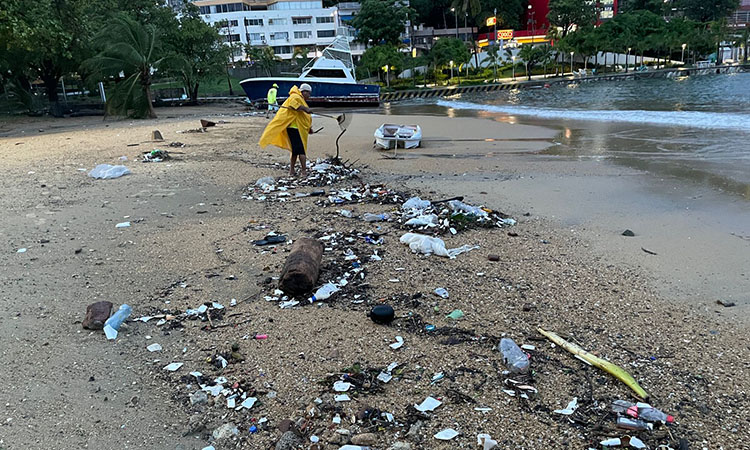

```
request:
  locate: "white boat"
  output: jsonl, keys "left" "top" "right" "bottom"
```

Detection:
{"left": 374, "top": 124, "right": 422, "bottom": 150}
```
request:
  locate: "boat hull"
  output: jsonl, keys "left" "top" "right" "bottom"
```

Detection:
{"left": 240, "top": 78, "right": 380, "bottom": 107}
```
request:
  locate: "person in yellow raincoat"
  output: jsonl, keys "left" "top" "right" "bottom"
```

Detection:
{"left": 259, "top": 84, "right": 314, "bottom": 177}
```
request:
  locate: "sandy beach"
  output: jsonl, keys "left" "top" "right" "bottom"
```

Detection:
{"left": 1, "top": 104, "right": 748, "bottom": 450}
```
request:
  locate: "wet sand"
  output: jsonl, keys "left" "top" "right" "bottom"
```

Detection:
{"left": 1, "top": 104, "right": 748, "bottom": 449}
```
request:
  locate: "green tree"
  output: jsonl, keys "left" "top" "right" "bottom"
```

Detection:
{"left": 620, "top": 0, "right": 665, "bottom": 14}
{"left": 482, "top": 44, "right": 503, "bottom": 80}
{"left": 478, "top": 0, "right": 526, "bottom": 30}
{"left": 351, "top": 0, "right": 415, "bottom": 46}
{"left": 547, "top": 0, "right": 596, "bottom": 38}
{"left": 291, "top": 46, "right": 313, "bottom": 69}
{"left": 161, "top": 5, "right": 229, "bottom": 103}
{"left": 429, "top": 38, "right": 470, "bottom": 84}
{"left": 358, "top": 45, "right": 404, "bottom": 83}
{"left": 675, "top": 0, "right": 739, "bottom": 23}
{"left": 82, "top": 14, "right": 165, "bottom": 118}
{"left": 451, "top": 0, "right": 481, "bottom": 22}
{"left": 245, "top": 46, "right": 282, "bottom": 76}
{"left": 518, "top": 44, "right": 546, "bottom": 80}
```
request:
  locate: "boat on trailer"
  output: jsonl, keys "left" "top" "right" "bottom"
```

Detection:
{"left": 374, "top": 124, "right": 422, "bottom": 150}
{"left": 240, "top": 35, "right": 379, "bottom": 107}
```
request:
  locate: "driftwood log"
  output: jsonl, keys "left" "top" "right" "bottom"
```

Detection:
{"left": 279, "top": 238, "right": 324, "bottom": 295}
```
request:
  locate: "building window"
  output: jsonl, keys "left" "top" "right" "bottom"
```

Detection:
{"left": 273, "top": 46, "right": 293, "bottom": 55}
{"left": 292, "top": 17, "right": 312, "bottom": 25}
{"left": 245, "top": 18, "right": 263, "bottom": 26}
{"left": 268, "top": 18, "right": 288, "bottom": 25}
{"left": 294, "top": 31, "right": 312, "bottom": 39}
{"left": 317, "top": 30, "right": 336, "bottom": 38}
{"left": 248, "top": 33, "right": 265, "bottom": 42}
{"left": 227, "top": 20, "right": 238, "bottom": 27}
{"left": 316, "top": 16, "right": 334, "bottom": 24}
{"left": 199, "top": 6, "right": 210, "bottom": 14}
{"left": 271, "top": 32, "right": 289, "bottom": 40}
{"left": 227, "top": 34, "right": 241, "bottom": 42}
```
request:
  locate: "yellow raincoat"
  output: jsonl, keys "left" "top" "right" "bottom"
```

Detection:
{"left": 259, "top": 86, "right": 312, "bottom": 153}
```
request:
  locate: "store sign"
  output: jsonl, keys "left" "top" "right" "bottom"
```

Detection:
{"left": 486, "top": 16, "right": 497, "bottom": 27}
{"left": 497, "top": 29, "right": 513, "bottom": 40}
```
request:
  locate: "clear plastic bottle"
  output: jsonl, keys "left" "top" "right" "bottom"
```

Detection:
{"left": 498, "top": 338, "right": 529, "bottom": 373}
{"left": 611, "top": 400, "right": 674, "bottom": 424}
{"left": 103, "top": 304, "right": 132, "bottom": 340}
{"left": 638, "top": 406, "right": 674, "bottom": 424}
{"left": 617, "top": 417, "right": 651, "bottom": 431}
{"left": 363, "top": 213, "right": 389, "bottom": 222}
{"left": 310, "top": 283, "right": 339, "bottom": 302}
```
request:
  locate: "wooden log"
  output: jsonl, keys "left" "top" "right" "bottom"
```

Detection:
{"left": 279, "top": 238, "right": 324, "bottom": 295}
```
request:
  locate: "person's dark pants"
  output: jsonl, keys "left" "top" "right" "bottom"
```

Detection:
{"left": 287, "top": 127, "right": 307, "bottom": 175}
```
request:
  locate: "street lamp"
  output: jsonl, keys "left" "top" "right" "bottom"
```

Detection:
{"left": 681, "top": 43, "right": 687, "bottom": 63}
{"left": 449, "top": 60, "right": 454, "bottom": 84}
{"left": 512, "top": 55, "right": 516, "bottom": 80}
{"left": 527, "top": 5, "right": 536, "bottom": 45}
{"left": 450, "top": 7, "right": 458, "bottom": 39}
{"left": 570, "top": 51, "right": 574, "bottom": 75}
{"left": 626, "top": 47, "right": 631, "bottom": 73}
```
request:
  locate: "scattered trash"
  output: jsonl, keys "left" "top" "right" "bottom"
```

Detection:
{"left": 311, "top": 282, "right": 340, "bottom": 302}
{"left": 363, "top": 213, "right": 390, "bottom": 222}
{"left": 641, "top": 247, "right": 658, "bottom": 256}
{"left": 400, "top": 233, "right": 479, "bottom": 258}
{"left": 88, "top": 164, "right": 131, "bottom": 179}
{"left": 629, "top": 436, "right": 647, "bottom": 449}
{"left": 115, "top": 222, "right": 131, "bottom": 228}
{"left": 212, "top": 423, "right": 238, "bottom": 440}
{"left": 339, "top": 209, "right": 353, "bottom": 218}
{"left": 498, "top": 338, "right": 530, "bottom": 374}
{"left": 241, "top": 397, "right": 258, "bottom": 410}
{"left": 553, "top": 397, "right": 578, "bottom": 415}
{"left": 434, "top": 288, "right": 449, "bottom": 299}
{"left": 16, "top": 248, "right": 27, "bottom": 253}
{"left": 163, "top": 362, "right": 184, "bottom": 372}
{"left": 414, "top": 396, "right": 442, "bottom": 412}
{"left": 477, "top": 433, "right": 498, "bottom": 450}
{"left": 538, "top": 328, "right": 649, "bottom": 399}
{"left": 612, "top": 400, "right": 674, "bottom": 424}
{"left": 389, "top": 336, "right": 404, "bottom": 350}
{"left": 142, "top": 149, "right": 170, "bottom": 163}
{"left": 601, "top": 438, "right": 622, "bottom": 447}
{"left": 402, "top": 196, "right": 431, "bottom": 211}
{"left": 616, "top": 416, "right": 652, "bottom": 431}
{"left": 103, "top": 304, "right": 132, "bottom": 340}
{"left": 445, "top": 309, "right": 464, "bottom": 320}
{"left": 334, "top": 394, "right": 351, "bottom": 402}
{"left": 333, "top": 381, "right": 353, "bottom": 392}
{"left": 119, "top": 155, "right": 128, "bottom": 161}
{"left": 146, "top": 343, "right": 162, "bottom": 352}
{"left": 82, "top": 301, "right": 113, "bottom": 330}
{"left": 434, "top": 428, "right": 459, "bottom": 440}
{"left": 252, "top": 234, "right": 286, "bottom": 246}
{"left": 369, "top": 304, "right": 395, "bottom": 324}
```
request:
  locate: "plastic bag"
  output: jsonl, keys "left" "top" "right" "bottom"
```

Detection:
{"left": 405, "top": 214, "right": 438, "bottom": 227}
{"left": 399, "top": 233, "right": 479, "bottom": 259}
{"left": 448, "top": 200, "right": 488, "bottom": 218}
{"left": 402, "top": 196, "right": 431, "bottom": 211}
{"left": 88, "top": 164, "right": 131, "bottom": 179}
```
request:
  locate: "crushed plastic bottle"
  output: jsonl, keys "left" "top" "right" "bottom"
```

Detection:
{"left": 362, "top": 213, "right": 390, "bottom": 222}
{"left": 612, "top": 400, "right": 674, "bottom": 424}
{"left": 103, "top": 304, "right": 132, "bottom": 340}
{"left": 310, "top": 283, "right": 339, "bottom": 302}
{"left": 616, "top": 416, "right": 652, "bottom": 431}
{"left": 498, "top": 338, "right": 529, "bottom": 373}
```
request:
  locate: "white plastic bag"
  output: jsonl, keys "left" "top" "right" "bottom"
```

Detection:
{"left": 401, "top": 196, "right": 431, "bottom": 211}
{"left": 405, "top": 214, "right": 439, "bottom": 227}
{"left": 88, "top": 164, "right": 131, "bottom": 179}
{"left": 399, "top": 233, "right": 479, "bottom": 259}
{"left": 448, "top": 200, "right": 488, "bottom": 218}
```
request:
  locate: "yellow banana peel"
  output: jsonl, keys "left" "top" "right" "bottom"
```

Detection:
{"left": 538, "top": 327, "right": 649, "bottom": 400}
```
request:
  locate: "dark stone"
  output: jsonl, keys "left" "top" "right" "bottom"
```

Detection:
{"left": 369, "top": 305, "right": 395, "bottom": 324}
{"left": 278, "top": 419, "right": 294, "bottom": 433}
{"left": 622, "top": 229, "right": 636, "bottom": 237}
{"left": 488, "top": 254, "right": 500, "bottom": 262}
{"left": 275, "top": 431, "right": 303, "bottom": 450}
{"left": 716, "top": 299, "right": 736, "bottom": 308}
{"left": 82, "top": 301, "right": 113, "bottom": 330}
{"left": 74, "top": 248, "right": 83, "bottom": 254}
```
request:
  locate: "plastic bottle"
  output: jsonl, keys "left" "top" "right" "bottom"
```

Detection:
{"left": 310, "top": 283, "right": 339, "bottom": 302}
{"left": 616, "top": 416, "right": 651, "bottom": 431}
{"left": 363, "top": 213, "right": 389, "bottom": 222}
{"left": 637, "top": 406, "right": 674, "bottom": 424}
{"left": 498, "top": 338, "right": 529, "bottom": 373}
{"left": 103, "top": 304, "right": 132, "bottom": 340}
{"left": 611, "top": 400, "right": 674, "bottom": 424}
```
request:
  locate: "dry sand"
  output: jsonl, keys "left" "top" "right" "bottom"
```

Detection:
{"left": 1, "top": 104, "right": 748, "bottom": 450}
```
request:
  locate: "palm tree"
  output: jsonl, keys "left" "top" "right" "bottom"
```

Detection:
{"left": 82, "top": 14, "right": 164, "bottom": 119}
{"left": 536, "top": 44, "right": 553, "bottom": 78}
{"left": 246, "top": 46, "right": 282, "bottom": 76}
{"left": 518, "top": 44, "right": 541, "bottom": 81}
{"left": 482, "top": 45, "right": 502, "bottom": 81}
{"left": 291, "top": 46, "right": 312, "bottom": 70}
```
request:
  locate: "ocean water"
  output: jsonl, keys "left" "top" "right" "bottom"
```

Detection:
{"left": 389, "top": 72, "right": 750, "bottom": 200}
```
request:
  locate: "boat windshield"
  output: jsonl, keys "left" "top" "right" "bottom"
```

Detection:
{"left": 302, "top": 33, "right": 356, "bottom": 78}
{"left": 305, "top": 69, "right": 349, "bottom": 78}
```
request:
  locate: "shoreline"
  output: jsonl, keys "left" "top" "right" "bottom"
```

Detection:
{"left": 1, "top": 105, "right": 748, "bottom": 449}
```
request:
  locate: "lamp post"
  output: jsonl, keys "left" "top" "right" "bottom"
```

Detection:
{"left": 451, "top": 7, "right": 458, "bottom": 39}
{"left": 512, "top": 55, "right": 516, "bottom": 80}
{"left": 528, "top": 4, "right": 536, "bottom": 46}
{"left": 570, "top": 51, "right": 574, "bottom": 75}
{"left": 382, "top": 65, "right": 390, "bottom": 88}
{"left": 412, "top": 47, "right": 417, "bottom": 87}
{"left": 450, "top": 60, "right": 454, "bottom": 84}
{"left": 626, "top": 47, "right": 631, "bottom": 73}
{"left": 681, "top": 43, "right": 687, "bottom": 63}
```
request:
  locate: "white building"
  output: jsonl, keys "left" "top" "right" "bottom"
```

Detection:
{"left": 193, "top": 0, "right": 363, "bottom": 60}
